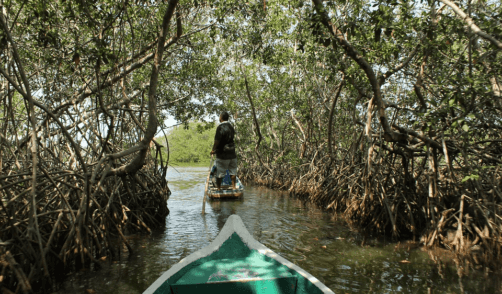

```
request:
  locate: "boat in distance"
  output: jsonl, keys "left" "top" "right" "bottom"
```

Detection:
{"left": 143, "top": 214, "right": 334, "bottom": 294}
{"left": 205, "top": 169, "right": 244, "bottom": 199}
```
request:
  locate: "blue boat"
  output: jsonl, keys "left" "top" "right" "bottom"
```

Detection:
{"left": 205, "top": 167, "right": 244, "bottom": 199}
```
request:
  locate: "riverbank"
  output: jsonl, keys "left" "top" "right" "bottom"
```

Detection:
{"left": 239, "top": 162, "right": 502, "bottom": 271}
{"left": 0, "top": 160, "right": 170, "bottom": 293}
{"left": 168, "top": 161, "right": 209, "bottom": 168}
{"left": 55, "top": 166, "right": 501, "bottom": 293}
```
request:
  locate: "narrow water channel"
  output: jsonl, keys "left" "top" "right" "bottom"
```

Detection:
{"left": 58, "top": 167, "right": 501, "bottom": 293}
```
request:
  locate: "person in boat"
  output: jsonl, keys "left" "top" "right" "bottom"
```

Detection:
{"left": 210, "top": 111, "right": 237, "bottom": 190}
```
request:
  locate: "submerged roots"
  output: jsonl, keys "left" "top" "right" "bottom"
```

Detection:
{"left": 0, "top": 158, "right": 169, "bottom": 293}
{"left": 240, "top": 150, "right": 502, "bottom": 269}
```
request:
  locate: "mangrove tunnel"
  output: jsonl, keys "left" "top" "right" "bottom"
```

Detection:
{"left": 0, "top": 0, "right": 501, "bottom": 292}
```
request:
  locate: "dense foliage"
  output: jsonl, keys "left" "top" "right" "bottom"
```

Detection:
{"left": 0, "top": 0, "right": 204, "bottom": 292}
{"left": 0, "top": 0, "right": 501, "bottom": 291}
{"left": 159, "top": 122, "right": 216, "bottom": 165}
{"left": 204, "top": 0, "right": 502, "bottom": 269}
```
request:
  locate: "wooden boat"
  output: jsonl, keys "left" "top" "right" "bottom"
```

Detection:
{"left": 205, "top": 172, "right": 244, "bottom": 199}
{"left": 143, "top": 214, "right": 334, "bottom": 294}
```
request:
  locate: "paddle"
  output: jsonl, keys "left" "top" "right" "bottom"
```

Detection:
{"left": 202, "top": 155, "right": 214, "bottom": 215}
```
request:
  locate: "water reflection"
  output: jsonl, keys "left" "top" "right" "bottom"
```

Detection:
{"left": 57, "top": 167, "right": 502, "bottom": 293}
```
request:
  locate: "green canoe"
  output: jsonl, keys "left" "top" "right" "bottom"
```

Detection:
{"left": 143, "top": 215, "right": 334, "bottom": 294}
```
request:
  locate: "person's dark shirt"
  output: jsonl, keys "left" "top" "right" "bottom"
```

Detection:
{"left": 214, "top": 121, "right": 237, "bottom": 159}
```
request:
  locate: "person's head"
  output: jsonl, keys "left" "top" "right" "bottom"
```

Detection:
{"left": 219, "top": 111, "right": 230, "bottom": 122}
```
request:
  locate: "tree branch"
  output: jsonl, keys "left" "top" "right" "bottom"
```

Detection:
{"left": 242, "top": 66, "right": 272, "bottom": 172}
{"left": 439, "top": 0, "right": 502, "bottom": 49}
{"left": 311, "top": 0, "right": 406, "bottom": 143}
{"left": 108, "top": 0, "right": 179, "bottom": 176}
{"left": 328, "top": 75, "right": 345, "bottom": 160}
{"left": 378, "top": 42, "right": 421, "bottom": 85}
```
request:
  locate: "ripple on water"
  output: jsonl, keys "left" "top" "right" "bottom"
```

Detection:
{"left": 56, "top": 166, "right": 502, "bottom": 294}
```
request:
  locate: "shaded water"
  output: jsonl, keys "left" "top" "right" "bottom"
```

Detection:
{"left": 58, "top": 167, "right": 501, "bottom": 293}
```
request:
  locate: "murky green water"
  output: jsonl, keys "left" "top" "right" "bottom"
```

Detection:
{"left": 58, "top": 167, "right": 501, "bottom": 293}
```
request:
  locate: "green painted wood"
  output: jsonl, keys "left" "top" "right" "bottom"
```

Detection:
{"left": 151, "top": 233, "right": 328, "bottom": 294}
{"left": 152, "top": 233, "right": 252, "bottom": 294}
{"left": 152, "top": 282, "right": 172, "bottom": 294}
{"left": 145, "top": 216, "right": 334, "bottom": 294}
{"left": 170, "top": 276, "right": 297, "bottom": 294}
{"left": 175, "top": 254, "right": 293, "bottom": 285}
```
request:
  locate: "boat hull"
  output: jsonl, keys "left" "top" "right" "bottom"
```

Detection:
{"left": 143, "top": 215, "right": 334, "bottom": 294}
{"left": 207, "top": 188, "right": 244, "bottom": 199}
{"left": 206, "top": 176, "right": 244, "bottom": 200}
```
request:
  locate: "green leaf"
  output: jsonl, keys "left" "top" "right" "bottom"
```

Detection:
{"left": 462, "top": 174, "right": 479, "bottom": 182}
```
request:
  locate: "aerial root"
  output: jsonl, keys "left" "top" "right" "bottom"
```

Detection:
{"left": 0, "top": 159, "right": 170, "bottom": 292}
{"left": 240, "top": 150, "right": 502, "bottom": 270}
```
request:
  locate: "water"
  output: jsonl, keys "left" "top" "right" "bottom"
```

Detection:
{"left": 58, "top": 167, "right": 501, "bottom": 293}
